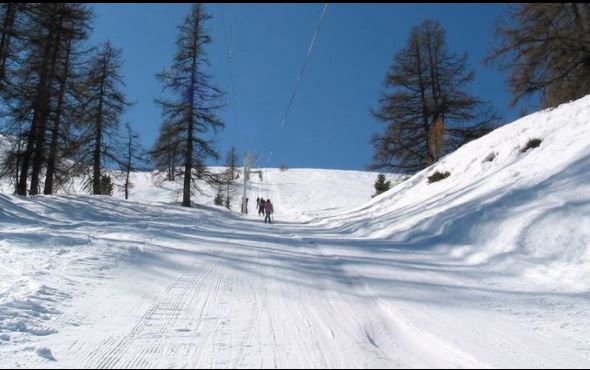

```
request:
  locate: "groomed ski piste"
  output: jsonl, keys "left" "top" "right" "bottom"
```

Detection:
{"left": 0, "top": 95, "right": 589, "bottom": 368}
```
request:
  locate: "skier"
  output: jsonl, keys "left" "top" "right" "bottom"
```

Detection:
{"left": 258, "top": 198, "right": 266, "bottom": 216}
{"left": 256, "top": 197, "right": 260, "bottom": 210}
{"left": 264, "top": 199, "right": 274, "bottom": 224}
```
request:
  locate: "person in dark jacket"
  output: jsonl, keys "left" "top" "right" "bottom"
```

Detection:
{"left": 264, "top": 199, "right": 274, "bottom": 224}
{"left": 258, "top": 198, "right": 265, "bottom": 216}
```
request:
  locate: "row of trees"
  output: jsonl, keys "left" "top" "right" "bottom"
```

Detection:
{"left": 371, "top": 4, "right": 590, "bottom": 174}
{"left": 0, "top": 3, "right": 232, "bottom": 207}
{"left": 0, "top": 3, "right": 143, "bottom": 198}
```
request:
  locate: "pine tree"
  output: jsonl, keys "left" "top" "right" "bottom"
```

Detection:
{"left": 75, "top": 41, "right": 130, "bottom": 195}
{"left": 224, "top": 190, "right": 231, "bottom": 209}
{"left": 0, "top": 4, "right": 33, "bottom": 191}
{"left": 99, "top": 173, "right": 113, "bottom": 196}
{"left": 226, "top": 145, "right": 238, "bottom": 181}
{"left": 0, "top": 3, "right": 27, "bottom": 89}
{"left": 223, "top": 146, "right": 239, "bottom": 209}
{"left": 214, "top": 188, "right": 223, "bottom": 206}
{"left": 120, "top": 121, "right": 146, "bottom": 200}
{"left": 15, "top": 3, "right": 64, "bottom": 195}
{"left": 370, "top": 20, "right": 498, "bottom": 174}
{"left": 486, "top": 4, "right": 590, "bottom": 108}
{"left": 155, "top": 4, "right": 224, "bottom": 207}
{"left": 150, "top": 119, "right": 184, "bottom": 182}
{"left": 43, "top": 4, "right": 93, "bottom": 195}
{"left": 373, "top": 174, "right": 391, "bottom": 197}
{"left": 0, "top": 4, "right": 92, "bottom": 195}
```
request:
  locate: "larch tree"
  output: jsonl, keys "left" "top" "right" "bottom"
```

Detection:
{"left": 0, "top": 4, "right": 92, "bottom": 195}
{"left": 224, "top": 146, "right": 239, "bottom": 209}
{"left": 155, "top": 3, "right": 224, "bottom": 207}
{"left": 14, "top": 3, "right": 64, "bottom": 195}
{"left": 120, "top": 121, "right": 146, "bottom": 200}
{"left": 225, "top": 145, "right": 238, "bottom": 181}
{"left": 370, "top": 20, "right": 499, "bottom": 173}
{"left": 486, "top": 4, "right": 590, "bottom": 109}
{"left": 150, "top": 120, "right": 183, "bottom": 182}
{"left": 75, "top": 41, "right": 130, "bottom": 195}
{"left": 0, "top": 3, "right": 27, "bottom": 89}
{"left": 43, "top": 3, "right": 93, "bottom": 195}
{"left": 0, "top": 3, "right": 30, "bottom": 189}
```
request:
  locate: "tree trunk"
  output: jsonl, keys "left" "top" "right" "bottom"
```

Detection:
{"left": 93, "top": 58, "right": 108, "bottom": 195}
{"left": 182, "top": 16, "right": 200, "bottom": 207}
{"left": 17, "top": 7, "right": 58, "bottom": 196}
{"left": 30, "top": 6, "right": 64, "bottom": 195}
{"left": 226, "top": 175, "right": 230, "bottom": 209}
{"left": 0, "top": 3, "right": 16, "bottom": 84}
{"left": 124, "top": 168, "right": 130, "bottom": 200}
{"left": 124, "top": 133, "right": 132, "bottom": 200}
{"left": 426, "top": 31, "right": 443, "bottom": 163}
{"left": 44, "top": 38, "right": 71, "bottom": 195}
{"left": 414, "top": 38, "right": 434, "bottom": 165}
{"left": 124, "top": 167, "right": 130, "bottom": 200}
{"left": 14, "top": 129, "right": 22, "bottom": 192}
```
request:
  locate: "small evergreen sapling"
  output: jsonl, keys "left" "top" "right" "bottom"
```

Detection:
{"left": 100, "top": 174, "right": 114, "bottom": 196}
{"left": 214, "top": 188, "right": 224, "bottom": 206}
{"left": 373, "top": 174, "right": 391, "bottom": 197}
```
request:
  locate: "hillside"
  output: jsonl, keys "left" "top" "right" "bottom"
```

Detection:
{"left": 319, "top": 95, "right": 590, "bottom": 292}
{"left": 123, "top": 167, "right": 397, "bottom": 220}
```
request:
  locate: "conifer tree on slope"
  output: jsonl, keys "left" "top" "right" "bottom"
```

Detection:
{"left": 121, "top": 121, "right": 146, "bottom": 200}
{"left": 155, "top": 3, "right": 224, "bottom": 207}
{"left": 43, "top": 4, "right": 93, "bottom": 195}
{"left": 486, "top": 4, "right": 590, "bottom": 109}
{"left": 0, "top": 4, "right": 92, "bottom": 195}
{"left": 370, "top": 20, "right": 499, "bottom": 174}
{"left": 75, "top": 41, "right": 130, "bottom": 195}
{"left": 373, "top": 174, "right": 391, "bottom": 197}
{"left": 150, "top": 121, "right": 182, "bottom": 181}
{"left": 224, "top": 146, "right": 239, "bottom": 209}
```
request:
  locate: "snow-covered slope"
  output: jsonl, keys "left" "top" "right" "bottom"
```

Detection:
{"left": 0, "top": 158, "right": 395, "bottom": 219}
{"left": 245, "top": 168, "right": 403, "bottom": 220}
{"left": 0, "top": 96, "right": 589, "bottom": 368}
{"left": 124, "top": 167, "right": 397, "bottom": 220}
{"left": 317, "top": 95, "right": 590, "bottom": 292}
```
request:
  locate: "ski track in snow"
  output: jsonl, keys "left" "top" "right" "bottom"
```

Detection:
{"left": 0, "top": 189, "right": 589, "bottom": 368}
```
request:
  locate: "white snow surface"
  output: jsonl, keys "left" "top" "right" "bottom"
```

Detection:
{"left": 0, "top": 96, "right": 589, "bottom": 368}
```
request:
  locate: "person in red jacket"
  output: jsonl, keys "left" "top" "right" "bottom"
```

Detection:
{"left": 264, "top": 199, "right": 274, "bottom": 224}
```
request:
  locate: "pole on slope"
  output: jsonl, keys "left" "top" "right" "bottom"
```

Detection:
{"left": 241, "top": 152, "right": 253, "bottom": 215}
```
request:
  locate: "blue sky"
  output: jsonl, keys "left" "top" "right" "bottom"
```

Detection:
{"left": 89, "top": 3, "right": 525, "bottom": 171}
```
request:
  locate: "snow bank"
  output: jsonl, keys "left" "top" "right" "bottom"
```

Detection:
{"left": 320, "top": 95, "right": 590, "bottom": 292}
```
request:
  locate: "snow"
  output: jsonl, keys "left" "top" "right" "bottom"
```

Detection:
{"left": 317, "top": 95, "right": 590, "bottom": 293}
{"left": 0, "top": 96, "right": 589, "bottom": 367}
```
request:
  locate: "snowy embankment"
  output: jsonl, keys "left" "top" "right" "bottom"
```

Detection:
{"left": 0, "top": 96, "right": 589, "bottom": 368}
{"left": 318, "top": 95, "right": 590, "bottom": 293}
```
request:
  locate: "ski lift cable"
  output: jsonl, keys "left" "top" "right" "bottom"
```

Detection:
{"left": 223, "top": 5, "right": 262, "bottom": 205}
{"left": 262, "top": 3, "right": 329, "bottom": 187}
{"left": 221, "top": 4, "right": 245, "bottom": 156}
